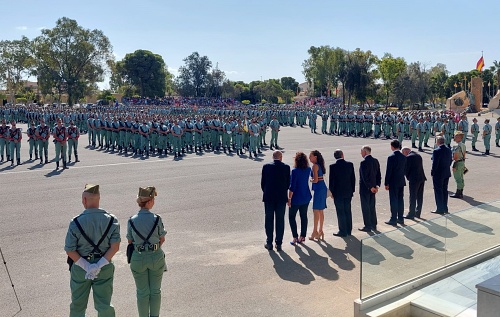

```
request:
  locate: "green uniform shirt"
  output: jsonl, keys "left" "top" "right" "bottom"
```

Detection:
{"left": 127, "top": 209, "right": 166, "bottom": 245}
{"left": 64, "top": 208, "right": 121, "bottom": 256}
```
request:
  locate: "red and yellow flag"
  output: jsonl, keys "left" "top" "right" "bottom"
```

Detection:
{"left": 476, "top": 56, "right": 484, "bottom": 72}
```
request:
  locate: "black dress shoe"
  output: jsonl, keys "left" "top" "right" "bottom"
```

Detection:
{"left": 430, "top": 210, "right": 445, "bottom": 215}
{"left": 397, "top": 220, "right": 405, "bottom": 225}
{"left": 384, "top": 221, "right": 397, "bottom": 226}
{"left": 358, "top": 227, "right": 371, "bottom": 232}
{"left": 264, "top": 244, "right": 273, "bottom": 250}
{"left": 275, "top": 244, "right": 282, "bottom": 251}
{"left": 404, "top": 215, "right": 415, "bottom": 220}
{"left": 333, "top": 232, "right": 347, "bottom": 237}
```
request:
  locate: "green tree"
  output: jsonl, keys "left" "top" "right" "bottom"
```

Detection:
{"left": 377, "top": 53, "right": 406, "bottom": 105}
{"left": 206, "top": 67, "right": 226, "bottom": 98}
{"left": 116, "top": 49, "right": 167, "bottom": 97}
{"left": 176, "top": 52, "right": 212, "bottom": 97}
{"left": 280, "top": 77, "right": 299, "bottom": 94}
{"left": 0, "top": 36, "right": 35, "bottom": 102}
{"left": 302, "top": 46, "right": 345, "bottom": 97}
{"left": 33, "top": 17, "right": 113, "bottom": 106}
{"left": 428, "top": 63, "right": 448, "bottom": 104}
{"left": 407, "top": 62, "right": 430, "bottom": 109}
{"left": 344, "top": 49, "right": 378, "bottom": 105}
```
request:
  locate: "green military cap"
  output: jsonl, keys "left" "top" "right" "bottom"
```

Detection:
{"left": 84, "top": 184, "right": 100, "bottom": 194}
{"left": 138, "top": 186, "right": 157, "bottom": 198}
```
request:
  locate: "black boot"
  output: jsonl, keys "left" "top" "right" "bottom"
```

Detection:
{"left": 75, "top": 153, "right": 80, "bottom": 162}
{"left": 56, "top": 161, "right": 60, "bottom": 169}
{"left": 450, "top": 189, "right": 463, "bottom": 199}
{"left": 63, "top": 160, "right": 68, "bottom": 169}
{"left": 17, "top": 158, "right": 21, "bottom": 165}
{"left": 45, "top": 156, "right": 48, "bottom": 164}
{"left": 10, "top": 159, "right": 14, "bottom": 167}
{"left": 472, "top": 147, "right": 478, "bottom": 152}
{"left": 1, "top": 155, "right": 3, "bottom": 162}
{"left": 35, "top": 153, "right": 39, "bottom": 160}
{"left": 30, "top": 154, "right": 33, "bottom": 160}
{"left": 68, "top": 156, "right": 72, "bottom": 163}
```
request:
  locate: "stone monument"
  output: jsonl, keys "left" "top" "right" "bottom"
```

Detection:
{"left": 470, "top": 77, "right": 483, "bottom": 112}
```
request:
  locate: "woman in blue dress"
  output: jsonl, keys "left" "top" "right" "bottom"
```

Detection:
{"left": 309, "top": 150, "right": 327, "bottom": 240}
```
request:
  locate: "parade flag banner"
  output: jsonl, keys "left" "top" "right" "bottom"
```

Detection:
{"left": 476, "top": 56, "right": 484, "bottom": 72}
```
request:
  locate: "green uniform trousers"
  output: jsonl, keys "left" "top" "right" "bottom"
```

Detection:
{"left": 55, "top": 141, "right": 68, "bottom": 162}
{"left": 68, "top": 139, "right": 78, "bottom": 158}
{"left": 453, "top": 161, "right": 465, "bottom": 190}
{"left": 10, "top": 141, "right": 21, "bottom": 161}
{"left": 130, "top": 249, "right": 165, "bottom": 317}
{"left": 29, "top": 139, "right": 38, "bottom": 157}
{"left": 270, "top": 130, "right": 278, "bottom": 147}
{"left": 37, "top": 140, "right": 49, "bottom": 158}
{"left": 70, "top": 261, "right": 115, "bottom": 317}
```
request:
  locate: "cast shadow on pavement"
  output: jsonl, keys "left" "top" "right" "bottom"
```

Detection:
{"left": 316, "top": 240, "right": 356, "bottom": 271}
{"left": 344, "top": 236, "right": 386, "bottom": 266}
{"left": 446, "top": 213, "right": 494, "bottom": 235}
{"left": 268, "top": 250, "right": 315, "bottom": 285}
{"left": 371, "top": 233, "right": 414, "bottom": 260}
{"left": 419, "top": 219, "right": 458, "bottom": 239}
{"left": 295, "top": 243, "right": 339, "bottom": 281}
{"left": 44, "top": 168, "right": 64, "bottom": 177}
{"left": 400, "top": 226, "right": 446, "bottom": 251}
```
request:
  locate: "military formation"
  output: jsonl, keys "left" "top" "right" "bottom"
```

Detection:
{"left": 1, "top": 100, "right": 499, "bottom": 168}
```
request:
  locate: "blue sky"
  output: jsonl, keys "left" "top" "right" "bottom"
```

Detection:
{"left": 2, "top": 0, "right": 499, "bottom": 87}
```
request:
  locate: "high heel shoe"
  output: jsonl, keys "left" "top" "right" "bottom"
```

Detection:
{"left": 298, "top": 236, "right": 305, "bottom": 243}
{"left": 318, "top": 231, "right": 325, "bottom": 241}
{"left": 308, "top": 231, "right": 319, "bottom": 240}
{"left": 290, "top": 238, "right": 298, "bottom": 245}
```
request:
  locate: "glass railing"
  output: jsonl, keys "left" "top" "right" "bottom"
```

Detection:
{"left": 360, "top": 200, "right": 500, "bottom": 300}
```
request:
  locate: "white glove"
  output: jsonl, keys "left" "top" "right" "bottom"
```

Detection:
{"left": 85, "top": 264, "right": 101, "bottom": 280}
{"left": 75, "top": 258, "right": 91, "bottom": 272}
{"left": 96, "top": 257, "right": 109, "bottom": 269}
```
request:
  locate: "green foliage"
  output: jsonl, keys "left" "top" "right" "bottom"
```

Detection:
{"left": 97, "top": 89, "right": 113, "bottom": 100}
{"left": 114, "top": 49, "right": 167, "bottom": 97}
{"left": 176, "top": 52, "right": 213, "bottom": 97}
{"left": 33, "top": 17, "right": 113, "bottom": 106}
{"left": 16, "top": 97, "right": 27, "bottom": 103}
{"left": 377, "top": 53, "right": 407, "bottom": 104}
{"left": 302, "top": 46, "right": 346, "bottom": 98}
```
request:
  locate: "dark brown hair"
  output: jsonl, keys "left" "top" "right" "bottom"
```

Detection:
{"left": 294, "top": 152, "right": 309, "bottom": 169}
{"left": 311, "top": 150, "right": 326, "bottom": 174}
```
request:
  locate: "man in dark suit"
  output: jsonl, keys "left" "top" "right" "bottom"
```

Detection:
{"left": 329, "top": 149, "right": 355, "bottom": 237}
{"left": 358, "top": 146, "right": 381, "bottom": 232}
{"left": 431, "top": 136, "right": 453, "bottom": 214}
{"left": 261, "top": 150, "right": 290, "bottom": 251}
{"left": 402, "top": 146, "right": 427, "bottom": 219}
{"left": 384, "top": 140, "right": 406, "bottom": 225}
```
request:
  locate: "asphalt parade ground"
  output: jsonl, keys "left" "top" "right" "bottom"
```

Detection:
{"left": 0, "top": 113, "right": 499, "bottom": 317}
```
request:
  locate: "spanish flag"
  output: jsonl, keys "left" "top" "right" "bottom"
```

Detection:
{"left": 476, "top": 56, "right": 484, "bottom": 72}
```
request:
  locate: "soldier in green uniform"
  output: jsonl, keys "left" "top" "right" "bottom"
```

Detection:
{"left": 482, "top": 119, "right": 492, "bottom": 155}
{"left": 27, "top": 121, "right": 39, "bottom": 161}
{"left": 67, "top": 120, "right": 80, "bottom": 163}
{"left": 457, "top": 115, "right": 469, "bottom": 144}
{"left": 396, "top": 117, "right": 404, "bottom": 145}
{"left": 171, "top": 120, "right": 183, "bottom": 158}
{"left": 0, "top": 119, "right": 10, "bottom": 162}
{"left": 495, "top": 117, "right": 500, "bottom": 147}
{"left": 53, "top": 118, "right": 69, "bottom": 169}
{"left": 269, "top": 115, "right": 280, "bottom": 150}
{"left": 65, "top": 184, "right": 121, "bottom": 317}
{"left": 8, "top": 120, "right": 22, "bottom": 166}
{"left": 416, "top": 117, "right": 426, "bottom": 152}
{"left": 36, "top": 119, "right": 50, "bottom": 164}
{"left": 470, "top": 118, "right": 480, "bottom": 151}
{"left": 423, "top": 116, "right": 432, "bottom": 147}
{"left": 450, "top": 131, "right": 466, "bottom": 199}
{"left": 127, "top": 186, "right": 166, "bottom": 317}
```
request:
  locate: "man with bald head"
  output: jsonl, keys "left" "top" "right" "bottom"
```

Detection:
{"left": 65, "top": 184, "right": 121, "bottom": 317}
{"left": 261, "top": 150, "right": 290, "bottom": 251}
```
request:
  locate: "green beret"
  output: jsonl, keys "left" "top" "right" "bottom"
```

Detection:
{"left": 84, "top": 184, "right": 99, "bottom": 194}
